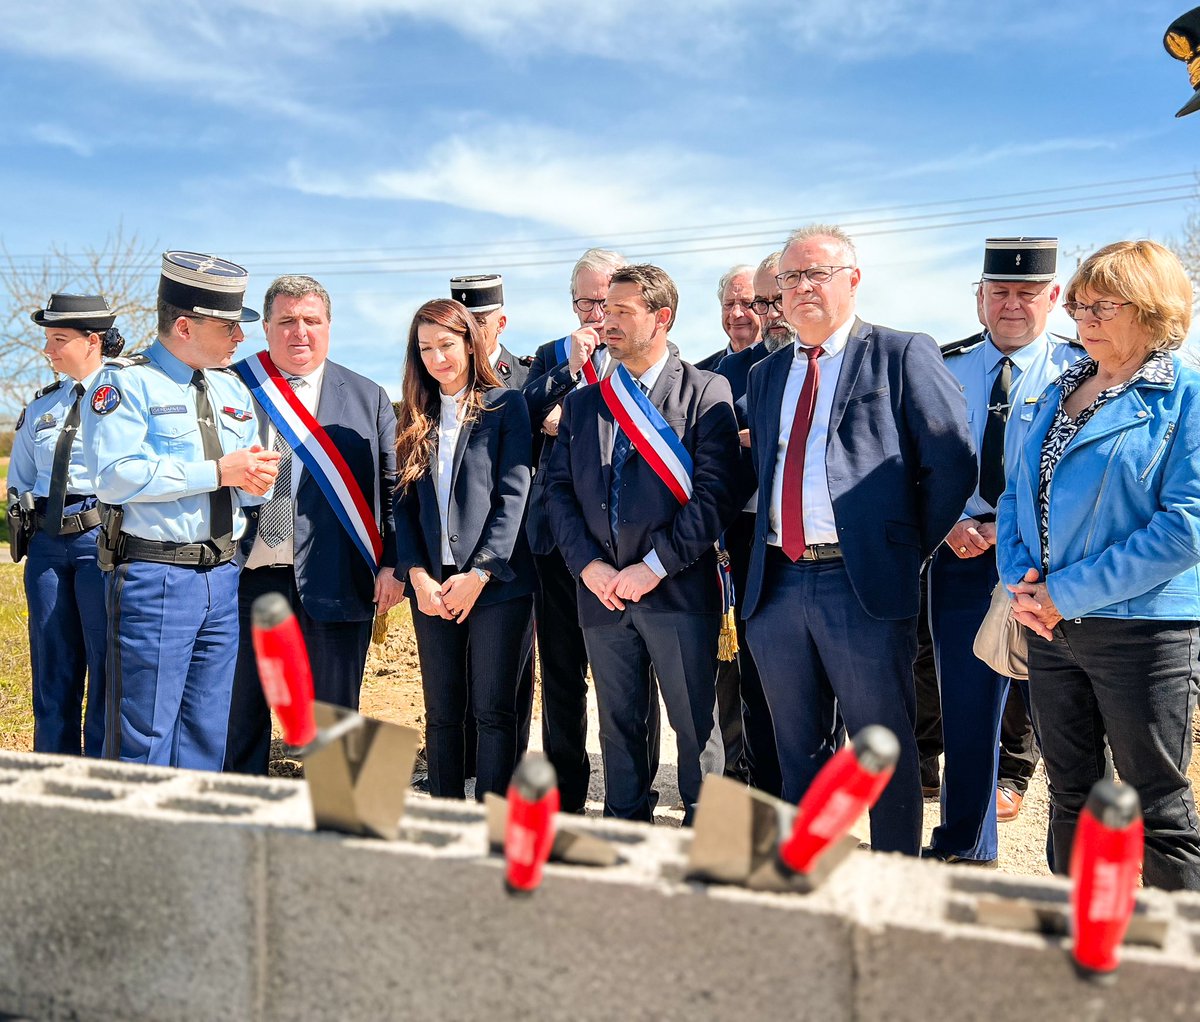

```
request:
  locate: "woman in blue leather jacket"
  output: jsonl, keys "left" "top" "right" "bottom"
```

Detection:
{"left": 997, "top": 239, "right": 1200, "bottom": 891}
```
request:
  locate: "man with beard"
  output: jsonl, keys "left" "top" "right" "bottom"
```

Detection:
{"left": 547, "top": 264, "right": 739, "bottom": 824}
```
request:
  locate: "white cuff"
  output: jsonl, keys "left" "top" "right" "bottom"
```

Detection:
{"left": 642, "top": 549, "right": 667, "bottom": 579}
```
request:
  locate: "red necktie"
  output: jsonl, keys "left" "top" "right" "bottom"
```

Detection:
{"left": 780, "top": 344, "right": 824, "bottom": 561}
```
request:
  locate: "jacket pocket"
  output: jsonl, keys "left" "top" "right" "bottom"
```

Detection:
{"left": 1139, "top": 421, "right": 1176, "bottom": 483}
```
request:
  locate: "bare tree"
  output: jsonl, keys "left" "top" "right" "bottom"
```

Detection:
{"left": 1176, "top": 191, "right": 1200, "bottom": 313}
{"left": 0, "top": 226, "right": 158, "bottom": 418}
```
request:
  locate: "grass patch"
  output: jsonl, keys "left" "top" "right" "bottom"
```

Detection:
{"left": 0, "top": 563, "right": 32, "bottom": 751}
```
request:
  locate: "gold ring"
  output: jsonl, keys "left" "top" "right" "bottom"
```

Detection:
{"left": 958, "top": 546, "right": 967, "bottom": 553}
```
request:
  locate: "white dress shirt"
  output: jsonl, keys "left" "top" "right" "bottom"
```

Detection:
{"left": 767, "top": 317, "right": 854, "bottom": 548}
{"left": 245, "top": 361, "right": 326, "bottom": 569}
{"left": 436, "top": 386, "right": 467, "bottom": 566}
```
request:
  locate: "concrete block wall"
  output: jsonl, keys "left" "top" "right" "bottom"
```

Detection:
{"left": 0, "top": 751, "right": 1198, "bottom": 1021}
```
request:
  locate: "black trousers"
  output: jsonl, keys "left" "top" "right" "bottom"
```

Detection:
{"left": 584, "top": 606, "right": 722, "bottom": 825}
{"left": 997, "top": 681, "right": 1039, "bottom": 794}
{"left": 224, "top": 566, "right": 371, "bottom": 775}
{"left": 412, "top": 589, "right": 534, "bottom": 802}
{"left": 1028, "top": 616, "right": 1200, "bottom": 892}
{"left": 719, "top": 511, "right": 782, "bottom": 796}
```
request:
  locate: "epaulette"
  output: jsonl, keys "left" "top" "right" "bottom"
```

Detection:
{"left": 518, "top": 355, "right": 535, "bottom": 367}
{"left": 34, "top": 380, "right": 64, "bottom": 399}
{"left": 1051, "top": 331, "right": 1087, "bottom": 352}
{"left": 104, "top": 354, "right": 152, "bottom": 370}
{"left": 940, "top": 331, "right": 986, "bottom": 358}
{"left": 214, "top": 366, "right": 240, "bottom": 376}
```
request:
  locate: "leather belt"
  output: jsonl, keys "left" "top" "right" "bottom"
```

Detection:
{"left": 118, "top": 535, "right": 235, "bottom": 568}
{"left": 35, "top": 506, "right": 102, "bottom": 537}
{"left": 799, "top": 543, "right": 843, "bottom": 561}
{"left": 769, "top": 542, "right": 843, "bottom": 563}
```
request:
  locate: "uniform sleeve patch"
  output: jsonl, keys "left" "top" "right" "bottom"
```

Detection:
{"left": 15, "top": 409, "right": 25, "bottom": 430}
{"left": 91, "top": 385, "right": 122, "bottom": 415}
{"left": 221, "top": 406, "right": 253, "bottom": 422}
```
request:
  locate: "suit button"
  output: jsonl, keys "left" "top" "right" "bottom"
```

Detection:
{"left": 600, "top": 502, "right": 607, "bottom": 510}
{"left": 450, "top": 534, "right": 459, "bottom": 543}
{"left": 604, "top": 541, "right": 611, "bottom": 548}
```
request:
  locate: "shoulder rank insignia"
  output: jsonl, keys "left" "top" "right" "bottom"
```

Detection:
{"left": 221, "top": 406, "right": 253, "bottom": 422}
{"left": 90, "top": 384, "right": 122, "bottom": 415}
{"left": 518, "top": 354, "right": 535, "bottom": 367}
{"left": 940, "top": 332, "right": 986, "bottom": 358}
{"left": 34, "top": 380, "right": 64, "bottom": 399}
{"left": 105, "top": 354, "right": 152, "bottom": 370}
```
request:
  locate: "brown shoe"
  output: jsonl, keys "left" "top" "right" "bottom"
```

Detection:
{"left": 996, "top": 786, "right": 1023, "bottom": 823}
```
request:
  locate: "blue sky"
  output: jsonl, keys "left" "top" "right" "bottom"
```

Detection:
{"left": 0, "top": 0, "right": 1196, "bottom": 401}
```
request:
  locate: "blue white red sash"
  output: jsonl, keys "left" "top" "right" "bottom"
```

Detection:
{"left": 554, "top": 336, "right": 601, "bottom": 386}
{"left": 598, "top": 364, "right": 692, "bottom": 505}
{"left": 234, "top": 352, "right": 383, "bottom": 572}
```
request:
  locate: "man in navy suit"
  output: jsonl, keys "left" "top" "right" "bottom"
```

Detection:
{"left": 224, "top": 275, "right": 402, "bottom": 775}
{"left": 547, "top": 263, "right": 741, "bottom": 825}
{"left": 743, "top": 225, "right": 975, "bottom": 854}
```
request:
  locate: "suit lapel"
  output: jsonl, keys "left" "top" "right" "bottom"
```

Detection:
{"left": 450, "top": 403, "right": 474, "bottom": 493}
{"left": 757, "top": 346, "right": 791, "bottom": 495}
{"left": 647, "top": 354, "right": 682, "bottom": 410}
{"left": 597, "top": 391, "right": 614, "bottom": 495}
{"left": 827, "top": 318, "right": 871, "bottom": 436}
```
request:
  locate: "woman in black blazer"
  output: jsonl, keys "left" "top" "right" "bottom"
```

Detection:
{"left": 394, "top": 299, "right": 536, "bottom": 800}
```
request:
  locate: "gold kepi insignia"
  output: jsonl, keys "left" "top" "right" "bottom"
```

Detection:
{"left": 1164, "top": 7, "right": 1200, "bottom": 116}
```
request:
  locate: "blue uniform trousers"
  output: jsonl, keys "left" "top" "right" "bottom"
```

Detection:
{"left": 25, "top": 519, "right": 107, "bottom": 757}
{"left": 103, "top": 559, "right": 240, "bottom": 770}
{"left": 747, "top": 553, "right": 920, "bottom": 855}
{"left": 927, "top": 548, "right": 1009, "bottom": 862}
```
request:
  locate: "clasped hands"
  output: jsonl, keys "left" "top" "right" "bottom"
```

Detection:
{"left": 581, "top": 559, "right": 662, "bottom": 611}
{"left": 409, "top": 567, "right": 486, "bottom": 622}
{"left": 219, "top": 445, "right": 281, "bottom": 497}
{"left": 1007, "top": 567, "right": 1061, "bottom": 641}
{"left": 945, "top": 517, "right": 997, "bottom": 558}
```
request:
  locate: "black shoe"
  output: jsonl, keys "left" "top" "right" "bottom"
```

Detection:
{"left": 921, "top": 846, "right": 998, "bottom": 869}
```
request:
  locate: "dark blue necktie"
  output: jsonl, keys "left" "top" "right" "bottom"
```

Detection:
{"left": 608, "top": 378, "right": 647, "bottom": 542}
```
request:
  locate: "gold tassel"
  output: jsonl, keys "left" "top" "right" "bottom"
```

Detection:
{"left": 371, "top": 609, "right": 390, "bottom": 645}
{"left": 717, "top": 607, "right": 739, "bottom": 661}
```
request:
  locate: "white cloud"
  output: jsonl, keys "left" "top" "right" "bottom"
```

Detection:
{"left": 29, "top": 123, "right": 93, "bottom": 157}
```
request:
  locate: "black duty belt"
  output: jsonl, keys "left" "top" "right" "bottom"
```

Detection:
{"left": 118, "top": 535, "right": 236, "bottom": 568}
{"left": 36, "top": 506, "right": 102, "bottom": 537}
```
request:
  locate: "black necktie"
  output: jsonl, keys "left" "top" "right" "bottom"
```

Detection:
{"left": 43, "top": 383, "right": 85, "bottom": 538}
{"left": 979, "top": 356, "right": 1013, "bottom": 507}
{"left": 191, "top": 370, "right": 234, "bottom": 549}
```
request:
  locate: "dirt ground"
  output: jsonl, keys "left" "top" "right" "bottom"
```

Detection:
{"left": 308, "top": 608, "right": 1200, "bottom": 878}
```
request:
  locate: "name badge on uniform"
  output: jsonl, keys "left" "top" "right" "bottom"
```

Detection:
{"left": 34, "top": 413, "right": 57, "bottom": 432}
{"left": 221, "top": 406, "right": 253, "bottom": 422}
{"left": 150, "top": 404, "right": 187, "bottom": 415}
{"left": 91, "top": 385, "right": 121, "bottom": 415}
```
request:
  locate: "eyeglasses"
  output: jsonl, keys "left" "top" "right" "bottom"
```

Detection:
{"left": 1062, "top": 300, "right": 1134, "bottom": 321}
{"left": 186, "top": 315, "right": 240, "bottom": 338}
{"left": 572, "top": 297, "right": 606, "bottom": 314}
{"left": 775, "top": 265, "right": 854, "bottom": 290}
{"left": 749, "top": 296, "right": 784, "bottom": 315}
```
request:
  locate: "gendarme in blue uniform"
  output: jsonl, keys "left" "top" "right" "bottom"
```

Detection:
{"left": 80, "top": 251, "right": 267, "bottom": 771}
{"left": 926, "top": 235, "right": 1084, "bottom": 865}
{"left": 10, "top": 371, "right": 106, "bottom": 755}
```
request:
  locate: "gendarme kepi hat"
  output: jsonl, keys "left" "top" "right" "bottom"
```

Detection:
{"left": 159, "top": 250, "right": 260, "bottom": 323}
{"left": 30, "top": 293, "right": 116, "bottom": 331}
{"left": 981, "top": 237, "right": 1058, "bottom": 282}
{"left": 450, "top": 274, "right": 504, "bottom": 314}
{"left": 1165, "top": 7, "right": 1200, "bottom": 117}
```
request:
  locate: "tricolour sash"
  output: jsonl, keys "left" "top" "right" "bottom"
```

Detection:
{"left": 234, "top": 352, "right": 383, "bottom": 573}
{"left": 598, "top": 363, "right": 692, "bottom": 505}
{"left": 554, "top": 336, "right": 601, "bottom": 386}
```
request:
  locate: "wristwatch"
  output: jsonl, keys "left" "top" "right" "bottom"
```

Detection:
{"left": 472, "top": 566, "right": 491, "bottom": 584}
